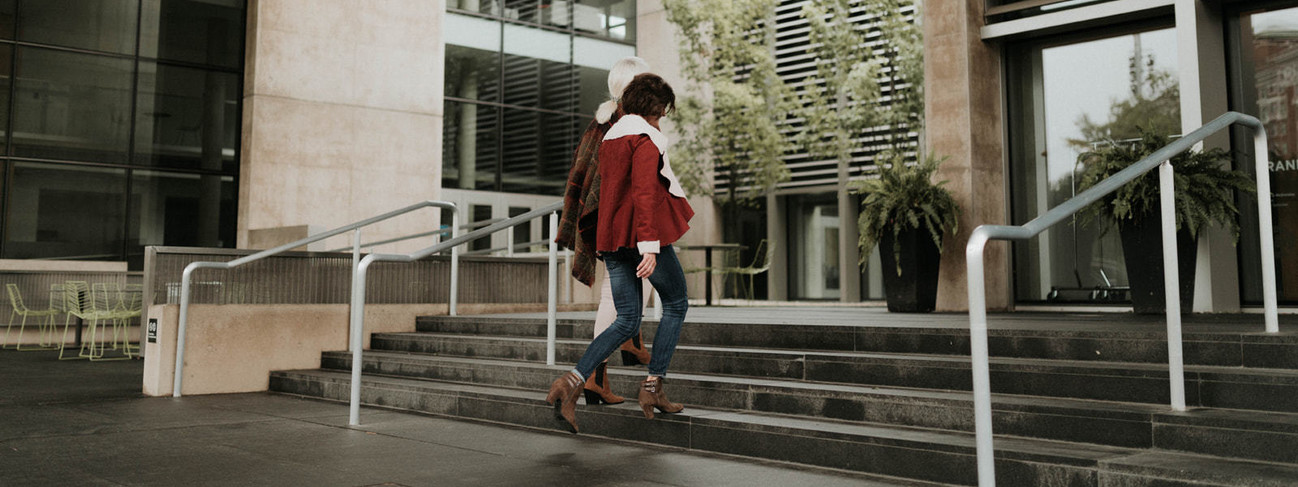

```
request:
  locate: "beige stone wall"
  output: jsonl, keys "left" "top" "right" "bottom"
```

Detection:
{"left": 239, "top": 0, "right": 444, "bottom": 254}
{"left": 142, "top": 301, "right": 598, "bottom": 397}
{"left": 924, "top": 0, "right": 1011, "bottom": 311}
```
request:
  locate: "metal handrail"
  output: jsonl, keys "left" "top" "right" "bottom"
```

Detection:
{"left": 964, "top": 111, "right": 1278, "bottom": 486}
{"left": 347, "top": 201, "right": 564, "bottom": 425}
{"left": 325, "top": 218, "right": 505, "bottom": 253}
{"left": 172, "top": 200, "right": 459, "bottom": 397}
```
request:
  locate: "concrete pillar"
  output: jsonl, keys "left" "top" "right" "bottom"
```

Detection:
{"left": 238, "top": 0, "right": 444, "bottom": 253}
{"left": 1176, "top": 0, "right": 1240, "bottom": 312}
{"left": 924, "top": 0, "right": 1010, "bottom": 311}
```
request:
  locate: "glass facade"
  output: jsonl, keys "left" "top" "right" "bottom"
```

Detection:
{"left": 1230, "top": 3, "right": 1298, "bottom": 305}
{"left": 0, "top": 0, "right": 245, "bottom": 268}
{"left": 1007, "top": 26, "right": 1179, "bottom": 304}
{"left": 442, "top": 2, "right": 635, "bottom": 197}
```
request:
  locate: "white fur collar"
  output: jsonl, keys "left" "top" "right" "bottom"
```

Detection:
{"left": 603, "top": 115, "right": 686, "bottom": 198}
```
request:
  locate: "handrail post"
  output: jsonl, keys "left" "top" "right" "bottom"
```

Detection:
{"left": 1159, "top": 161, "right": 1187, "bottom": 411}
{"left": 547, "top": 211, "right": 558, "bottom": 366}
{"left": 348, "top": 256, "right": 373, "bottom": 426}
{"left": 964, "top": 230, "right": 995, "bottom": 487}
{"left": 350, "top": 229, "right": 361, "bottom": 352}
{"left": 450, "top": 210, "right": 460, "bottom": 317}
{"left": 1253, "top": 129, "right": 1280, "bottom": 333}
{"left": 506, "top": 227, "right": 515, "bottom": 256}
{"left": 173, "top": 265, "right": 199, "bottom": 397}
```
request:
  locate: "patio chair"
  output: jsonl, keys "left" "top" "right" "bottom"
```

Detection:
{"left": 3, "top": 283, "right": 62, "bottom": 350}
{"left": 720, "top": 240, "right": 774, "bottom": 301}
{"left": 86, "top": 282, "right": 135, "bottom": 361}
{"left": 57, "top": 281, "right": 116, "bottom": 360}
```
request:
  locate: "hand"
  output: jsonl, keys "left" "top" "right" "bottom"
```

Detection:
{"left": 636, "top": 253, "right": 658, "bottom": 278}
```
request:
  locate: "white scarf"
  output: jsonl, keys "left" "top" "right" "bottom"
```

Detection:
{"left": 603, "top": 115, "right": 687, "bottom": 198}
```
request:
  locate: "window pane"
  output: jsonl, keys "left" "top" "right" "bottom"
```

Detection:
{"left": 0, "top": 45, "right": 12, "bottom": 154}
{"left": 576, "top": 65, "right": 610, "bottom": 117}
{"left": 12, "top": 47, "right": 134, "bottom": 163}
{"left": 0, "top": 0, "right": 15, "bottom": 40}
{"left": 446, "top": 44, "right": 500, "bottom": 102}
{"left": 500, "top": 108, "right": 575, "bottom": 195}
{"left": 574, "top": 0, "right": 636, "bottom": 41}
{"left": 508, "top": 206, "right": 531, "bottom": 250}
{"left": 128, "top": 170, "right": 235, "bottom": 267}
{"left": 442, "top": 101, "right": 499, "bottom": 191}
{"left": 502, "top": 0, "right": 542, "bottom": 24}
{"left": 4, "top": 162, "right": 125, "bottom": 261}
{"left": 1008, "top": 28, "right": 1178, "bottom": 303}
{"left": 471, "top": 204, "right": 493, "bottom": 251}
{"left": 140, "top": 0, "right": 245, "bottom": 69}
{"left": 1234, "top": 6, "right": 1298, "bottom": 304}
{"left": 448, "top": 0, "right": 501, "bottom": 17}
{"left": 18, "top": 0, "right": 138, "bottom": 54}
{"left": 134, "top": 62, "right": 240, "bottom": 171}
{"left": 502, "top": 24, "right": 573, "bottom": 111}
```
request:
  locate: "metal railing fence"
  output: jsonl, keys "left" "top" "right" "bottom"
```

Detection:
{"left": 964, "top": 112, "right": 1279, "bottom": 486}
{"left": 347, "top": 201, "right": 564, "bottom": 425}
{"left": 172, "top": 200, "right": 459, "bottom": 398}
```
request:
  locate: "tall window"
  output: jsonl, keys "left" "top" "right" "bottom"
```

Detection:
{"left": 1006, "top": 26, "right": 1179, "bottom": 304}
{"left": 1230, "top": 3, "right": 1298, "bottom": 305}
{"left": 442, "top": 1, "right": 636, "bottom": 197}
{"left": 0, "top": 0, "right": 245, "bottom": 268}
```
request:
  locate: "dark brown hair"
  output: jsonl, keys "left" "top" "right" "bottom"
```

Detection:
{"left": 620, "top": 73, "right": 675, "bottom": 118}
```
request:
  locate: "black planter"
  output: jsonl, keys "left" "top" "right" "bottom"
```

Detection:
{"left": 1117, "top": 218, "right": 1197, "bottom": 314}
{"left": 878, "top": 226, "right": 942, "bottom": 313}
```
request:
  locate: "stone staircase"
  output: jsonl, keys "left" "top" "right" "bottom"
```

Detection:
{"left": 270, "top": 315, "right": 1298, "bottom": 486}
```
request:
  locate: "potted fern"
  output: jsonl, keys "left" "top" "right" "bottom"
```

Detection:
{"left": 1076, "top": 129, "right": 1254, "bottom": 314}
{"left": 852, "top": 151, "right": 960, "bottom": 312}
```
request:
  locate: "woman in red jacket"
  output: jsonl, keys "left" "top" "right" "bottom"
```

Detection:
{"left": 546, "top": 73, "right": 694, "bottom": 433}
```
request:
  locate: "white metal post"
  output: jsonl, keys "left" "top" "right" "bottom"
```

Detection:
{"left": 1253, "top": 132, "right": 1280, "bottom": 333}
{"left": 350, "top": 229, "right": 361, "bottom": 352}
{"left": 506, "top": 227, "right": 515, "bottom": 256}
{"left": 172, "top": 266, "right": 197, "bottom": 397}
{"left": 450, "top": 210, "right": 460, "bottom": 317}
{"left": 547, "top": 212, "right": 558, "bottom": 366}
{"left": 348, "top": 258, "right": 372, "bottom": 426}
{"left": 1158, "top": 161, "right": 1187, "bottom": 411}
{"left": 964, "top": 231, "right": 995, "bottom": 487}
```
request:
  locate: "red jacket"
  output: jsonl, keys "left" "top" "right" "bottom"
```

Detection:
{"left": 596, "top": 116, "right": 693, "bottom": 254}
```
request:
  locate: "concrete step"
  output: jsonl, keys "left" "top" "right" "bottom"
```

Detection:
{"left": 415, "top": 316, "right": 1298, "bottom": 369}
{"left": 1098, "top": 451, "right": 1298, "bottom": 487}
{"left": 270, "top": 367, "right": 1143, "bottom": 486}
{"left": 370, "top": 332, "right": 1298, "bottom": 412}
{"left": 322, "top": 350, "right": 1298, "bottom": 464}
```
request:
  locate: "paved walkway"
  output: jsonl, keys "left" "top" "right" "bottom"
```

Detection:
{"left": 0, "top": 349, "right": 920, "bottom": 486}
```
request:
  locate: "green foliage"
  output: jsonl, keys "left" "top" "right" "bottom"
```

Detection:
{"left": 663, "top": 0, "right": 792, "bottom": 204}
{"left": 797, "top": 0, "right": 923, "bottom": 163}
{"left": 1075, "top": 129, "right": 1256, "bottom": 239}
{"left": 851, "top": 151, "right": 960, "bottom": 275}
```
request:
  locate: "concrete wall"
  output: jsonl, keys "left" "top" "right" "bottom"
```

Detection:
{"left": 924, "top": 0, "right": 1011, "bottom": 311}
{"left": 142, "top": 301, "right": 594, "bottom": 397}
{"left": 239, "top": 0, "right": 444, "bottom": 253}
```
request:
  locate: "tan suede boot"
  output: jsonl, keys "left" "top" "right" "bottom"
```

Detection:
{"left": 637, "top": 376, "right": 684, "bottom": 419}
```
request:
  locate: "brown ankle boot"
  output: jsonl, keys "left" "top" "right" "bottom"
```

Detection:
{"left": 583, "top": 362, "right": 625, "bottom": 405}
{"left": 620, "top": 331, "right": 651, "bottom": 366}
{"left": 637, "top": 376, "right": 684, "bottom": 419}
{"left": 545, "top": 371, "right": 583, "bottom": 433}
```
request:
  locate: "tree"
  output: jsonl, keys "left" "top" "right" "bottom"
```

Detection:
{"left": 662, "top": 0, "right": 792, "bottom": 206}
{"left": 1070, "top": 51, "right": 1180, "bottom": 150}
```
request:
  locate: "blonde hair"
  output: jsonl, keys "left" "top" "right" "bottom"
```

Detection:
{"left": 595, "top": 56, "right": 651, "bottom": 123}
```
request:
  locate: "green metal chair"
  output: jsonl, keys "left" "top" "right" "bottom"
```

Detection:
{"left": 57, "top": 281, "right": 116, "bottom": 360}
{"left": 720, "top": 240, "right": 774, "bottom": 301}
{"left": 4, "top": 283, "right": 62, "bottom": 350}
{"left": 86, "top": 282, "right": 135, "bottom": 361}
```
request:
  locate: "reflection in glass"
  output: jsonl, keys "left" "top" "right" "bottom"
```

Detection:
{"left": 1009, "top": 28, "right": 1178, "bottom": 303}
{"left": 446, "top": 44, "right": 500, "bottom": 102}
{"left": 12, "top": 47, "right": 134, "bottom": 163}
{"left": 0, "top": 45, "right": 11, "bottom": 154}
{"left": 0, "top": 0, "right": 15, "bottom": 40}
{"left": 19, "top": 0, "right": 138, "bottom": 54}
{"left": 140, "top": 0, "right": 245, "bottom": 69}
{"left": 576, "top": 66, "right": 611, "bottom": 116}
{"left": 134, "top": 63, "right": 239, "bottom": 171}
{"left": 4, "top": 162, "right": 126, "bottom": 260}
{"left": 503, "top": 25, "right": 574, "bottom": 111}
{"left": 787, "top": 193, "right": 840, "bottom": 300}
{"left": 448, "top": 0, "right": 501, "bottom": 16}
{"left": 500, "top": 109, "right": 576, "bottom": 195}
{"left": 128, "top": 170, "right": 234, "bottom": 266}
{"left": 442, "top": 101, "right": 499, "bottom": 191}
{"left": 574, "top": 0, "right": 636, "bottom": 40}
{"left": 1234, "top": 6, "right": 1298, "bottom": 304}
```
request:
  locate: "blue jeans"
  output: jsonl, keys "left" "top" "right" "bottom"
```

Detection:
{"left": 574, "top": 245, "right": 689, "bottom": 378}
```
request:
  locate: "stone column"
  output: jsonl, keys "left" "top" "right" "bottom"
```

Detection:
{"left": 924, "top": 0, "right": 1010, "bottom": 311}
{"left": 239, "top": 0, "right": 443, "bottom": 252}
{"left": 1176, "top": 0, "right": 1239, "bottom": 312}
